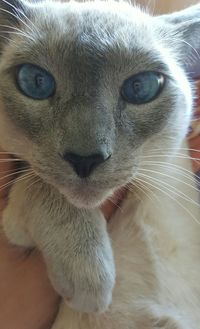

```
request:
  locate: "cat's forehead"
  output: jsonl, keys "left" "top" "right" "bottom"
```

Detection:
{"left": 15, "top": 1, "right": 164, "bottom": 77}
{"left": 2, "top": 1, "right": 166, "bottom": 87}
{"left": 32, "top": 1, "right": 156, "bottom": 57}
{"left": 41, "top": 1, "right": 149, "bottom": 32}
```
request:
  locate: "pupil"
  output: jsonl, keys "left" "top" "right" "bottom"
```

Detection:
{"left": 36, "top": 74, "right": 44, "bottom": 88}
{"left": 133, "top": 80, "right": 142, "bottom": 93}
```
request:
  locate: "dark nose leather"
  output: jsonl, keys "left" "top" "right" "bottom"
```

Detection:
{"left": 64, "top": 152, "right": 110, "bottom": 178}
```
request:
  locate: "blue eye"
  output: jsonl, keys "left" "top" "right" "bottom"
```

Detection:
{"left": 16, "top": 64, "right": 55, "bottom": 100}
{"left": 121, "top": 71, "right": 165, "bottom": 105}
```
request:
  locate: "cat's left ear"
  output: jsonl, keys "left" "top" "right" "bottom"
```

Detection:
{"left": 157, "top": 4, "right": 200, "bottom": 62}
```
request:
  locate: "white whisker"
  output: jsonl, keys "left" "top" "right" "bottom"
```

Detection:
{"left": 0, "top": 168, "right": 32, "bottom": 181}
{"left": 0, "top": 7, "right": 33, "bottom": 34}
{"left": 0, "top": 0, "right": 37, "bottom": 35}
{"left": 0, "top": 158, "right": 24, "bottom": 162}
{"left": 129, "top": 180, "right": 160, "bottom": 209}
{"left": 137, "top": 172, "right": 200, "bottom": 212}
{"left": 24, "top": 176, "right": 41, "bottom": 193}
{"left": 0, "top": 172, "right": 35, "bottom": 193}
{"left": 0, "top": 29, "right": 35, "bottom": 42}
{"left": 136, "top": 175, "right": 200, "bottom": 226}
{"left": 144, "top": 147, "right": 200, "bottom": 154}
{"left": 139, "top": 167, "right": 199, "bottom": 193}
{"left": 0, "top": 34, "right": 19, "bottom": 46}
{"left": 107, "top": 197, "right": 123, "bottom": 213}
{"left": 181, "top": 40, "right": 200, "bottom": 62}
{"left": 141, "top": 153, "right": 200, "bottom": 160}
{"left": 140, "top": 160, "right": 198, "bottom": 183}
{"left": 0, "top": 166, "right": 29, "bottom": 174}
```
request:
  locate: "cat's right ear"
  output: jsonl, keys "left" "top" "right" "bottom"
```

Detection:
{"left": 156, "top": 4, "right": 200, "bottom": 66}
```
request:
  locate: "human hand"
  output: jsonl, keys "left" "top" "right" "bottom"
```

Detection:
{"left": 0, "top": 150, "right": 125, "bottom": 329}
{"left": 0, "top": 151, "right": 60, "bottom": 329}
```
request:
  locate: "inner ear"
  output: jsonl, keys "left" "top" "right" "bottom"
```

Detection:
{"left": 156, "top": 4, "right": 200, "bottom": 67}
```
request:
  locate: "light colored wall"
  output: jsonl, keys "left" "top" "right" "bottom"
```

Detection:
{"left": 136, "top": 0, "right": 199, "bottom": 14}
{"left": 163, "top": 0, "right": 199, "bottom": 13}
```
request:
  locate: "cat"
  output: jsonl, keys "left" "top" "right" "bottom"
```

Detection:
{"left": 0, "top": 0, "right": 200, "bottom": 328}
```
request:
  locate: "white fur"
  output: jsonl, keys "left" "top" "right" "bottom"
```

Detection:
{"left": 52, "top": 148, "right": 200, "bottom": 328}
{"left": 0, "top": 0, "right": 199, "bottom": 326}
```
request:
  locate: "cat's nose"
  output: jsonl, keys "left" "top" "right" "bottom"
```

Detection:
{"left": 63, "top": 152, "right": 110, "bottom": 178}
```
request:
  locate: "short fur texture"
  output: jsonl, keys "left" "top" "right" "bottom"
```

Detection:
{"left": 0, "top": 0, "right": 200, "bottom": 327}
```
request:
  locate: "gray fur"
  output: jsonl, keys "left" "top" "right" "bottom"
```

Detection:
{"left": 0, "top": 0, "right": 199, "bottom": 314}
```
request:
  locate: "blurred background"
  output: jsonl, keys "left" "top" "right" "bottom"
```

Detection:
{"left": 136, "top": 0, "right": 199, "bottom": 14}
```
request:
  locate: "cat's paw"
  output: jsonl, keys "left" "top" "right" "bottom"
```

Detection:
{"left": 2, "top": 207, "right": 34, "bottom": 247}
{"left": 66, "top": 280, "right": 113, "bottom": 313}
{"left": 50, "top": 260, "right": 115, "bottom": 313}
{"left": 46, "top": 247, "right": 115, "bottom": 313}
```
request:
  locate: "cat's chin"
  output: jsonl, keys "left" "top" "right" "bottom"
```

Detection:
{"left": 58, "top": 185, "right": 114, "bottom": 209}
{"left": 32, "top": 167, "right": 114, "bottom": 208}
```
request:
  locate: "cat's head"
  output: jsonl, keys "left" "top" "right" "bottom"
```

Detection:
{"left": 0, "top": 0, "right": 199, "bottom": 208}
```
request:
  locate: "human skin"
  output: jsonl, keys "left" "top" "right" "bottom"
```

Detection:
{"left": 0, "top": 150, "right": 122, "bottom": 329}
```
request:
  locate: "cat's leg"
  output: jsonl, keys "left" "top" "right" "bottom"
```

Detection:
{"left": 2, "top": 176, "right": 115, "bottom": 313}
{"left": 33, "top": 202, "right": 115, "bottom": 313}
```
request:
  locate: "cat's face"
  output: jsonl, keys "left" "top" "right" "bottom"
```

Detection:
{"left": 0, "top": 0, "right": 198, "bottom": 208}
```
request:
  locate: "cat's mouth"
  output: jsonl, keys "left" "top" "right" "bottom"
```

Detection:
{"left": 58, "top": 182, "right": 114, "bottom": 209}
{"left": 32, "top": 164, "right": 128, "bottom": 209}
{"left": 58, "top": 181, "right": 127, "bottom": 211}
{"left": 30, "top": 165, "right": 112, "bottom": 208}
